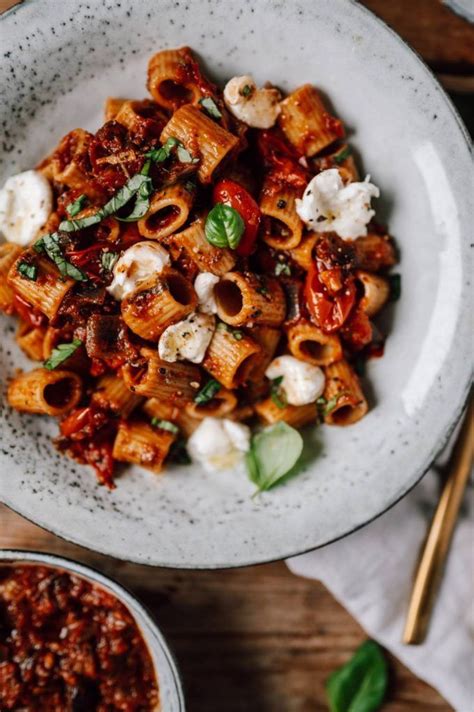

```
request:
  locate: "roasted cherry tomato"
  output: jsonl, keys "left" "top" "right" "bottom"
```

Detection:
{"left": 257, "top": 130, "right": 309, "bottom": 190}
{"left": 341, "top": 307, "right": 373, "bottom": 351}
{"left": 305, "top": 263, "right": 356, "bottom": 333}
{"left": 12, "top": 293, "right": 46, "bottom": 328}
{"left": 213, "top": 179, "right": 261, "bottom": 256}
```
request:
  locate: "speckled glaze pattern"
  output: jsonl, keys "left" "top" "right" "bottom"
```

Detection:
{"left": 0, "top": 550, "right": 185, "bottom": 711}
{"left": 0, "top": 0, "right": 472, "bottom": 568}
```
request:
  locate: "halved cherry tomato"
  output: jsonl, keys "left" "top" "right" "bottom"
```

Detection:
{"left": 257, "top": 130, "right": 309, "bottom": 190}
{"left": 305, "top": 263, "right": 356, "bottom": 334}
{"left": 213, "top": 179, "right": 261, "bottom": 256}
{"left": 12, "top": 294, "right": 46, "bottom": 328}
{"left": 341, "top": 308, "right": 373, "bottom": 351}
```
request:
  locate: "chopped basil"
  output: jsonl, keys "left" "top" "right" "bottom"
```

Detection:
{"left": 17, "top": 261, "right": 37, "bottom": 281}
{"left": 388, "top": 273, "right": 401, "bottom": 301}
{"left": 216, "top": 323, "right": 243, "bottom": 340}
{"left": 317, "top": 393, "right": 348, "bottom": 417}
{"left": 246, "top": 422, "right": 303, "bottom": 495}
{"left": 270, "top": 376, "right": 287, "bottom": 409}
{"left": 205, "top": 203, "right": 245, "bottom": 249}
{"left": 151, "top": 417, "right": 179, "bottom": 434}
{"left": 34, "top": 233, "right": 87, "bottom": 281}
{"left": 101, "top": 251, "right": 119, "bottom": 272}
{"left": 146, "top": 136, "right": 180, "bottom": 163}
{"left": 275, "top": 262, "right": 291, "bottom": 277}
{"left": 232, "top": 330, "right": 243, "bottom": 340}
{"left": 168, "top": 438, "right": 191, "bottom": 465}
{"left": 184, "top": 180, "right": 196, "bottom": 193}
{"left": 176, "top": 145, "right": 199, "bottom": 164}
{"left": 66, "top": 194, "right": 88, "bottom": 217}
{"left": 326, "top": 640, "right": 387, "bottom": 712}
{"left": 199, "top": 96, "right": 222, "bottom": 119}
{"left": 194, "top": 378, "right": 221, "bottom": 405}
{"left": 59, "top": 162, "right": 153, "bottom": 232}
{"left": 256, "top": 285, "right": 269, "bottom": 296}
{"left": 333, "top": 145, "right": 352, "bottom": 165}
{"left": 240, "top": 84, "right": 253, "bottom": 97}
{"left": 44, "top": 339, "right": 82, "bottom": 370}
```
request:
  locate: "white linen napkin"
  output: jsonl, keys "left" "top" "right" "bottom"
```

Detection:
{"left": 287, "top": 431, "right": 474, "bottom": 712}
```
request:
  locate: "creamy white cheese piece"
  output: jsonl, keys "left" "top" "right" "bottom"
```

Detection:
{"left": 107, "top": 241, "right": 170, "bottom": 301}
{"left": 223, "top": 75, "right": 281, "bottom": 129}
{"left": 158, "top": 313, "right": 215, "bottom": 364}
{"left": 187, "top": 417, "right": 251, "bottom": 472}
{"left": 295, "top": 168, "right": 380, "bottom": 240}
{"left": 265, "top": 355, "right": 325, "bottom": 406}
{"left": 0, "top": 170, "right": 53, "bottom": 245}
{"left": 194, "top": 272, "right": 219, "bottom": 314}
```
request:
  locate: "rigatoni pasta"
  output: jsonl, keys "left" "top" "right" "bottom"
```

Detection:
{"left": 0, "top": 46, "right": 398, "bottom": 488}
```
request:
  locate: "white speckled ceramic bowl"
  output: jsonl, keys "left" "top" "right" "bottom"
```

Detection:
{"left": 0, "top": 550, "right": 185, "bottom": 710}
{"left": 0, "top": 0, "right": 472, "bottom": 568}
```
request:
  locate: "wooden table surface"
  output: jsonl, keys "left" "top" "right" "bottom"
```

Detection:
{"left": 0, "top": 1, "right": 472, "bottom": 710}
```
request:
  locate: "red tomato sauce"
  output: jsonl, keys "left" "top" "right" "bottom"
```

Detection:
{"left": 0, "top": 564, "right": 159, "bottom": 711}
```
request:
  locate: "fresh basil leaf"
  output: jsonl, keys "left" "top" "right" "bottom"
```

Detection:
{"left": 67, "top": 194, "right": 88, "bottom": 217}
{"left": 151, "top": 417, "right": 179, "bottom": 434}
{"left": 388, "top": 274, "right": 401, "bottom": 302}
{"left": 59, "top": 169, "right": 153, "bottom": 232}
{"left": 116, "top": 176, "right": 153, "bottom": 222}
{"left": 317, "top": 393, "right": 348, "bottom": 417}
{"left": 205, "top": 203, "right": 245, "bottom": 249}
{"left": 101, "top": 251, "right": 119, "bottom": 272}
{"left": 17, "top": 261, "right": 37, "bottom": 281}
{"left": 199, "top": 96, "right": 222, "bottom": 119}
{"left": 246, "top": 422, "right": 303, "bottom": 494}
{"left": 44, "top": 339, "right": 82, "bottom": 370}
{"left": 146, "top": 136, "right": 180, "bottom": 163}
{"left": 326, "top": 640, "right": 388, "bottom": 712}
{"left": 275, "top": 261, "right": 291, "bottom": 277}
{"left": 232, "top": 329, "right": 243, "bottom": 340}
{"left": 34, "top": 232, "right": 87, "bottom": 282}
{"left": 333, "top": 145, "right": 352, "bottom": 165}
{"left": 270, "top": 376, "right": 287, "bottom": 409}
{"left": 194, "top": 378, "right": 221, "bottom": 405}
{"left": 176, "top": 145, "right": 199, "bottom": 164}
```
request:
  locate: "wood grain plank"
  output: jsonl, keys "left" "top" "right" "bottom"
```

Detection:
{"left": 0, "top": 505, "right": 452, "bottom": 711}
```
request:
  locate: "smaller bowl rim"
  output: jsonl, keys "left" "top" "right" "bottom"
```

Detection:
{"left": 0, "top": 548, "right": 186, "bottom": 712}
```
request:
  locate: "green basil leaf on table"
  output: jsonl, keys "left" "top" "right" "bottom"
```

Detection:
{"left": 245, "top": 422, "right": 303, "bottom": 494}
{"left": 44, "top": 339, "right": 82, "bottom": 370}
{"left": 205, "top": 203, "right": 245, "bottom": 249}
{"left": 326, "top": 640, "right": 388, "bottom": 712}
{"left": 17, "top": 261, "right": 37, "bottom": 281}
{"left": 34, "top": 233, "right": 87, "bottom": 282}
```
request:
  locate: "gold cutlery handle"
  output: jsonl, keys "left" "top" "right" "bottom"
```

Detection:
{"left": 403, "top": 399, "right": 474, "bottom": 645}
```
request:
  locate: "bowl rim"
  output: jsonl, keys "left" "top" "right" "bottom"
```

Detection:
{"left": 0, "top": 548, "right": 186, "bottom": 711}
{"left": 0, "top": 0, "right": 472, "bottom": 569}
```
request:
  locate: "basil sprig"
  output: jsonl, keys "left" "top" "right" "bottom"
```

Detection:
{"left": 151, "top": 417, "right": 179, "bottom": 434}
{"left": 199, "top": 97, "right": 222, "bottom": 119}
{"left": 59, "top": 160, "right": 152, "bottom": 232}
{"left": 17, "top": 261, "right": 37, "bottom": 281}
{"left": 34, "top": 233, "right": 87, "bottom": 281}
{"left": 44, "top": 339, "right": 82, "bottom": 370}
{"left": 194, "top": 378, "right": 221, "bottom": 405}
{"left": 326, "top": 640, "right": 387, "bottom": 712}
{"left": 246, "top": 422, "right": 303, "bottom": 495}
{"left": 67, "top": 194, "right": 88, "bottom": 217}
{"left": 205, "top": 203, "right": 245, "bottom": 249}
